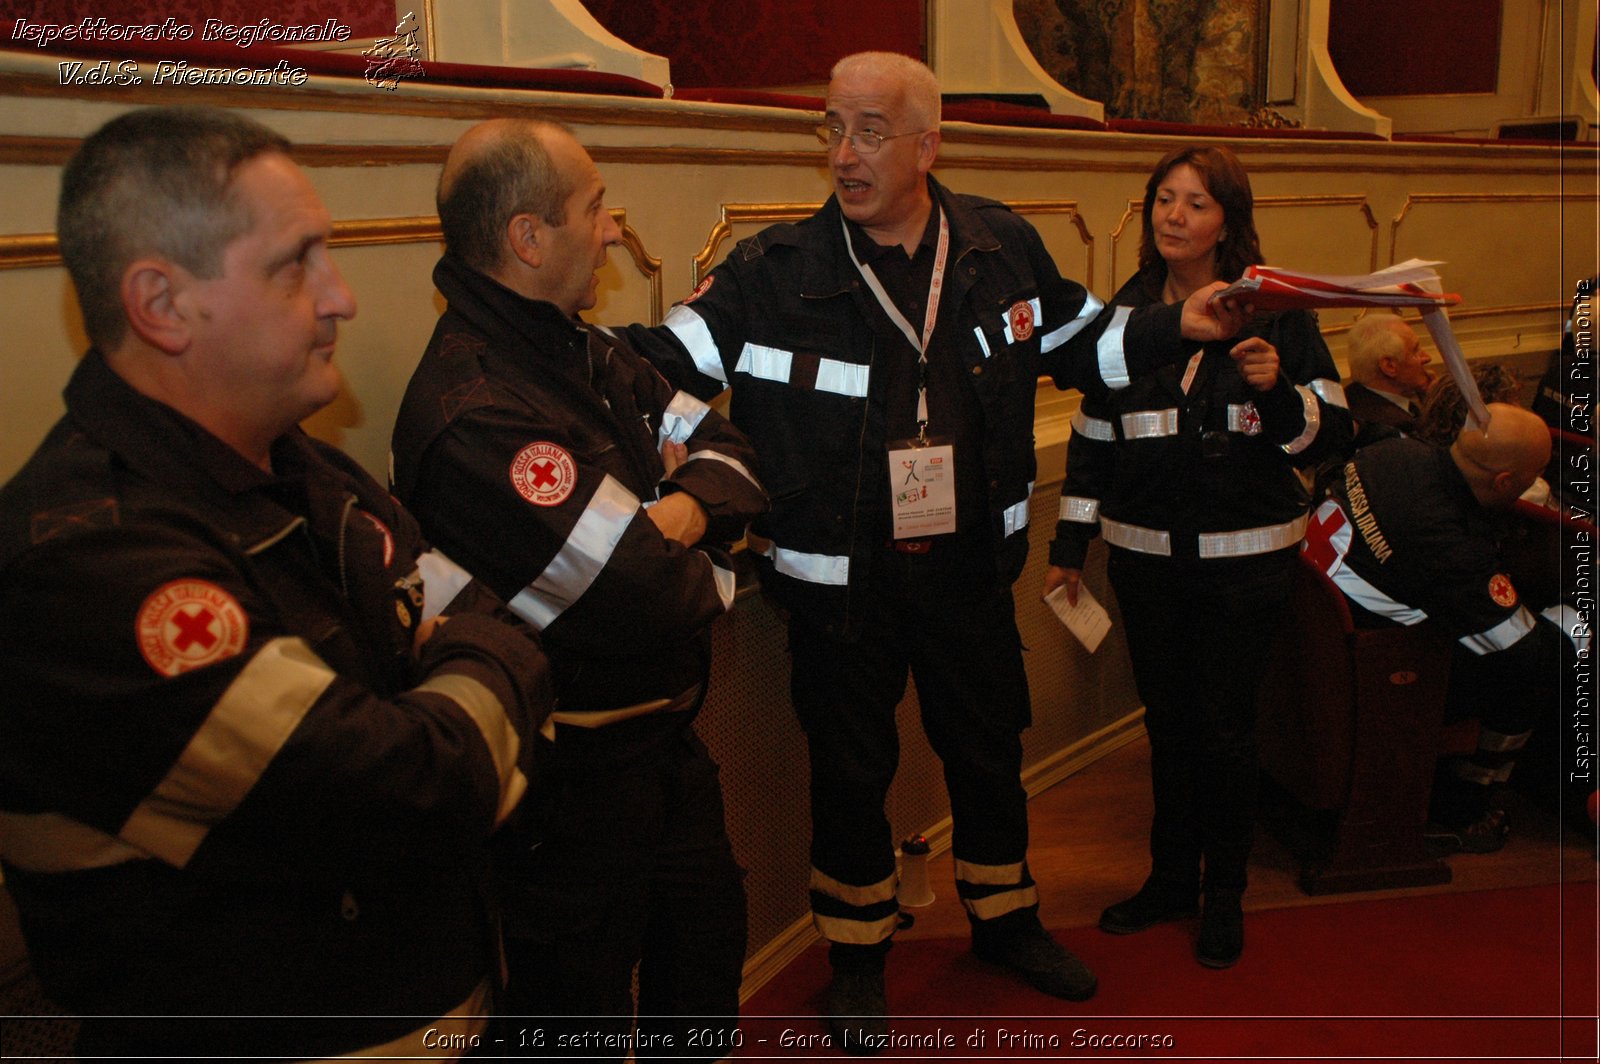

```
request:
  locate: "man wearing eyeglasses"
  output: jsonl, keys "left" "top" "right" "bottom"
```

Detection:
{"left": 625, "top": 51, "right": 1248, "bottom": 1049}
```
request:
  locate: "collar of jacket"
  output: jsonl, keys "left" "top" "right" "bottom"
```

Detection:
{"left": 433, "top": 253, "right": 587, "bottom": 354}
{"left": 793, "top": 176, "right": 1003, "bottom": 299}
{"left": 63, "top": 349, "right": 331, "bottom": 550}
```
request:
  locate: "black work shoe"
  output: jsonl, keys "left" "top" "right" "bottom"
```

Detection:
{"left": 1195, "top": 895, "right": 1244, "bottom": 969}
{"left": 1424, "top": 808, "right": 1510, "bottom": 855}
{"left": 822, "top": 966, "right": 888, "bottom": 1056}
{"left": 972, "top": 922, "right": 1098, "bottom": 1001}
{"left": 1098, "top": 881, "right": 1200, "bottom": 935}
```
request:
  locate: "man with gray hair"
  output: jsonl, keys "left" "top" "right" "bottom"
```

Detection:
{"left": 624, "top": 51, "right": 1251, "bottom": 1046}
{"left": 391, "top": 118, "right": 766, "bottom": 1056}
{"left": 1344, "top": 310, "right": 1435, "bottom": 446}
{"left": 0, "top": 106, "right": 553, "bottom": 1059}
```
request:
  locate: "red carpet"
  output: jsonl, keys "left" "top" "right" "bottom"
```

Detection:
{"left": 739, "top": 882, "right": 1598, "bottom": 1060}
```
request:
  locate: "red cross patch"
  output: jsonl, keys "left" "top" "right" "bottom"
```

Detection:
{"left": 137, "top": 579, "right": 249, "bottom": 677}
{"left": 683, "top": 274, "right": 715, "bottom": 304}
{"left": 510, "top": 442, "right": 578, "bottom": 507}
{"left": 1009, "top": 300, "right": 1035, "bottom": 343}
{"left": 1239, "top": 402, "right": 1263, "bottom": 436}
{"left": 1301, "top": 501, "right": 1349, "bottom": 575}
{"left": 1488, "top": 572, "right": 1518, "bottom": 608}
{"left": 358, "top": 510, "right": 395, "bottom": 568}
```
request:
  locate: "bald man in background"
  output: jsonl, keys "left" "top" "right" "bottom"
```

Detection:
{"left": 1303, "top": 403, "right": 1585, "bottom": 852}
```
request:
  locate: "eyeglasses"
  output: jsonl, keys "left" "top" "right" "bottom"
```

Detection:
{"left": 815, "top": 124, "right": 927, "bottom": 154}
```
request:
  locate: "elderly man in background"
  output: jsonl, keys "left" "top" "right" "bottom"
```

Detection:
{"left": 0, "top": 106, "right": 552, "bottom": 1060}
{"left": 1344, "top": 310, "right": 1435, "bottom": 446}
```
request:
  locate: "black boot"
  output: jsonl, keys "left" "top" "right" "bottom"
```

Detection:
{"left": 822, "top": 945, "right": 889, "bottom": 1056}
{"left": 971, "top": 914, "right": 1097, "bottom": 1001}
{"left": 1098, "top": 878, "right": 1199, "bottom": 935}
{"left": 1195, "top": 893, "right": 1244, "bottom": 969}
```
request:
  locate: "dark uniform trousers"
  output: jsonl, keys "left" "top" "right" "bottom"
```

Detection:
{"left": 496, "top": 710, "right": 746, "bottom": 1062}
{"left": 788, "top": 531, "right": 1037, "bottom": 958}
{"left": 1108, "top": 546, "right": 1296, "bottom": 899}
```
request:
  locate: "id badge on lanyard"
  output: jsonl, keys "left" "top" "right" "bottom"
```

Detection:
{"left": 887, "top": 436, "right": 957, "bottom": 538}
{"left": 845, "top": 207, "right": 960, "bottom": 540}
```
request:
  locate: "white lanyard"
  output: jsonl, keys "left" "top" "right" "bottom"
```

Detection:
{"left": 842, "top": 205, "right": 950, "bottom": 439}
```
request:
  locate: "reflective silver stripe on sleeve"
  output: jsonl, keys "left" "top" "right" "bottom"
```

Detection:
{"left": 709, "top": 554, "right": 737, "bottom": 611}
{"left": 659, "top": 390, "right": 712, "bottom": 448}
{"left": 1040, "top": 292, "right": 1104, "bottom": 354}
{"left": 509, "top": 475, "right": 640, "bottom": 630}
{"left": 814, "top": 360, "right": 871, "bottom": 398}
{"left": 734, "top": 343, "right": 870, "bottom": 399}
{"left": 1071, "top": 410, "right": 1115, "bottom": 441}
{"left": 1001, "top": 483, "right": 1034, "bottom": 538}
{"left": 1197, "top": 514, "right": 1308, "bottom": 558}
{"left": 0, "top": 811, "right": 148, "bottom": 872}
{"left": 414, "top": 672, "right": 527, "bottom": 826}
{"left": 1101, "top": 517, "right": 1172, "bottom": 556}
{"left": 1543, "top": 603, "right": 1591, "bottom": 658}
{"left": 663, "top": 304, "right": 726, "bottom": 383}
{"left": 1096, "top": 306, "right": 1134, "bottom": 390}
{"left": 120, "top": 636, "right": 333, "bottom": 869}
{"left": 973, "top": 326, "right": 992, "bottom": 359}
{"left": 417, "top": 549, "right": 473, "bottom": 623}
{"left": 681, "top": 447, "right": 763, "bottom": 491}
{"left": 1310, "top": 378, "right": 1348, "bottom": 409}
{"left": 1459, "top": 606, "right": 1537, "bottom": 656}
{"left": 1004, "top": 297, "right": 1044, "bottom": 345}
{"left": 1120, "top": 408, "right": 1180, "bottom": 440}
{"left": 1280, "top": 384, "right": 1323, "bottom": 455}
{"left": 1060, "top": 495, "right": 1100, "bottom": 523}
{"left": 750, "top": 538, "right": 851, "bottom": 586}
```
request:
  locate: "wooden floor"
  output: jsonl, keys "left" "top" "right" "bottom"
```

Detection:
{"left": 895, "top": 732, "right": 1597, "bottom": 942}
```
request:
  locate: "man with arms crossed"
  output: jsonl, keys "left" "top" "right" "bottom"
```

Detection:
{"left": 391, "top": 118, "right": 766, "bottom": 1058}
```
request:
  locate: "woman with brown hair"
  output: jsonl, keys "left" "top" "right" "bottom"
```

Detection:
{"left": 1046, "top": 145, "right": 1352, "bottom": 967}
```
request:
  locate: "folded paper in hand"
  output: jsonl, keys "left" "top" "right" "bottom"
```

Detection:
{"left": 1210, "top": 259, "right": 1461, "bottom": 312}
{"left": 1045, "top": 581, "right": 1112, "bottom": 654}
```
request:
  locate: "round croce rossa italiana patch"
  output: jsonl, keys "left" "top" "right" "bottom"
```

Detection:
{"left": 1008, "top": 300, "right": 1035, "bottom": 342}
{"left": 1488, "top": 572, "right": 1518, "bottom": 608}
{"left": 136, "top": 579, "right": 250, "bottom": 677}
{"left": 510, "top": 441, "right": 578, "bottom": 507}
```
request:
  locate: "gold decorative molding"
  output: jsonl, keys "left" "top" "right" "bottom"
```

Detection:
{"left": 1003, "top": 199, "right": 1094, "bottom": 284}
{"left": 1388, "top": 191, "right": 1588, "bottom": 262}
{"left": 1110, "top": 194, "right": 1379, "bottom": 288}
{"left": 0, "top": 210, "right": 664, "bottom": 322}
{"left": 691, "top": 203, "right": 819, "bottom": 284}
{"left": 0, "top": 233, "right": 58, "bottom": 269}
{"left": 690, "top": 199, "right": 1092, "bottom": 287}
{"left": 609, "top": 209, "right": 664, "bottom": 324}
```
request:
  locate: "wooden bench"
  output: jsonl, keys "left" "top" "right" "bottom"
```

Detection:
{"left": 1257, "top": 554, "right": 1456, "bottom": 894}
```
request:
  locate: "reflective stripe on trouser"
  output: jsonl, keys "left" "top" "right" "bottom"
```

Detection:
{"left": 787, "top": 546, "right": 1035, "bottom": 946}
{"left": 809, "top": 867, "right": 900, "bottom": 945}
{"left": 1451, "top": 727, "right": 1533, "bottom": 785}
{"left": 954, "top": 858, "right": 1040, "bottom": 921}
